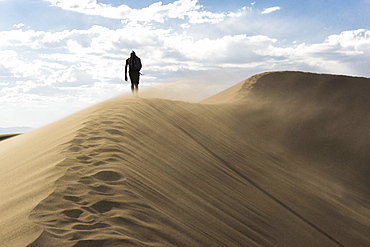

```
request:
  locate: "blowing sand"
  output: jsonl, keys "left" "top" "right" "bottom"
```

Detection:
{"left": 0, "top": 71, "right": 369, "bottom": 246}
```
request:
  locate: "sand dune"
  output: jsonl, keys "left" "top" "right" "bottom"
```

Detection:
{"left": 0, "top": 134, "right": 19, "bottom": 142}
{"left": 0, "top": 71, "right": 369, "bottom": 246}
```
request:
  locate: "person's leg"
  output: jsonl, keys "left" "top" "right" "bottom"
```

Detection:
{"left": 135, "top": 72, "right": 139, "bottom": 93}
{"left": 129, "top": 71, "right": 140, "bottom": 93}
{"left": 129, "top": 71, "right": 140, "bottom": 94}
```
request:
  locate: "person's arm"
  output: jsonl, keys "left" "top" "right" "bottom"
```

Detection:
{"left": 125, "top": 59, "right": 128, "bottom": 81}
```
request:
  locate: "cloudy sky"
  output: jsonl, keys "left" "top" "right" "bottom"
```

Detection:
{"left": 1, "top": 0, "right": 370, "bottom": 129}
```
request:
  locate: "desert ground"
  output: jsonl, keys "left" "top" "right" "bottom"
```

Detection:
{"left": 0, "top": 71, "right": 369, "bottom": 246}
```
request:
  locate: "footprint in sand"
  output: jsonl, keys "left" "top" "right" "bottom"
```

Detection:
{"left": 69, "top": 146, "right": 81, "bottom": 152}
{"left": 90, "top": 185, "right": 112, "bottom": 193}
{"left": 106, "top": 129, "right": 124, "bottom": 136}
{"left": 72, "top": 222, "right": 110, "bottom": 230}
{"left": 63, "top": 209, "right": 84, "bottom": 218}
{"left": 92, "top": 161, "right": 107, "bottom": 166}
{"left": 90, "top": 200, "right": 121, "bottom": 213}
{"left": 77, "top": 155, "right": 92, "bottom": 162}
{"left": 63, "top": 195, "right": 82, "bottom": 203}
{"left": 92, "top": 171, "right": 122, "bottom": 181}
{"left": 102, "top": 121, "right": 114, "bottom": 124}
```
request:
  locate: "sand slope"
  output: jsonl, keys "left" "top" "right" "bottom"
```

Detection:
{"left": 0, "top": 71, "right": 369, "bottom": 246}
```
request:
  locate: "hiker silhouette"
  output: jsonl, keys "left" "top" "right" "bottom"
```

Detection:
{"left": 125, "top": 51, "right": 142, "bottom": 94}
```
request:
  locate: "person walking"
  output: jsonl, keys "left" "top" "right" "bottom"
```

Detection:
{"left": 125, "top": 51, "right": 142, "bottom": 94}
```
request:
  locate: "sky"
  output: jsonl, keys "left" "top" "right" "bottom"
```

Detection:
{"left": 1, "top": 0, "right": 370, "bottom": 130}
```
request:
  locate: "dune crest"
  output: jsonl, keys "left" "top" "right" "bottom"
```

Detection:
{"left": 0, "top": 71, "right": 369, "bottom": 246}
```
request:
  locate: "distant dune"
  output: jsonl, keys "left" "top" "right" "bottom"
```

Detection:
{"left": 0, "top": 71, "right": 369, "bottom": 247}
{"left": 0, "top": 134, "right": 19, "bottom": 142}
{"left": 0, "top": 127, "right": 33, "bottom": 135}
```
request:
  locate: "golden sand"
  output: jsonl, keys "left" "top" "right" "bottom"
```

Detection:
{"left": 0, "top": 71, "right": 369, "bottom": 246}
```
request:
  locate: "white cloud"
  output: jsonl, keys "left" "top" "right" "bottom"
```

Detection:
{"left": 44, "top": 0, "right": 228, "bottom": 24}
{"left": 261, "top": 6, "right": 280, "bottom": 14}
{"left": 326, "top": 29, "right": 370, "bottom": 53}
{"left": 254, "top": 29, "right": 370, "bottom": 75}
{"left": 2, "top": 22, "right": 370, "bottom": 100}
{"left": 0, "top": 29, "right": 47, "bottom": 49}
{"left": 0, "top": 50, "right": 39, "bottom": 78}
{"left": 13, "top": 23, "right": 25, "bottom": 28}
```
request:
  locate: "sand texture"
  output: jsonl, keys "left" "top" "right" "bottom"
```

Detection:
{"left": 0, "top": 71, "right": 369, "bottom": 246}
